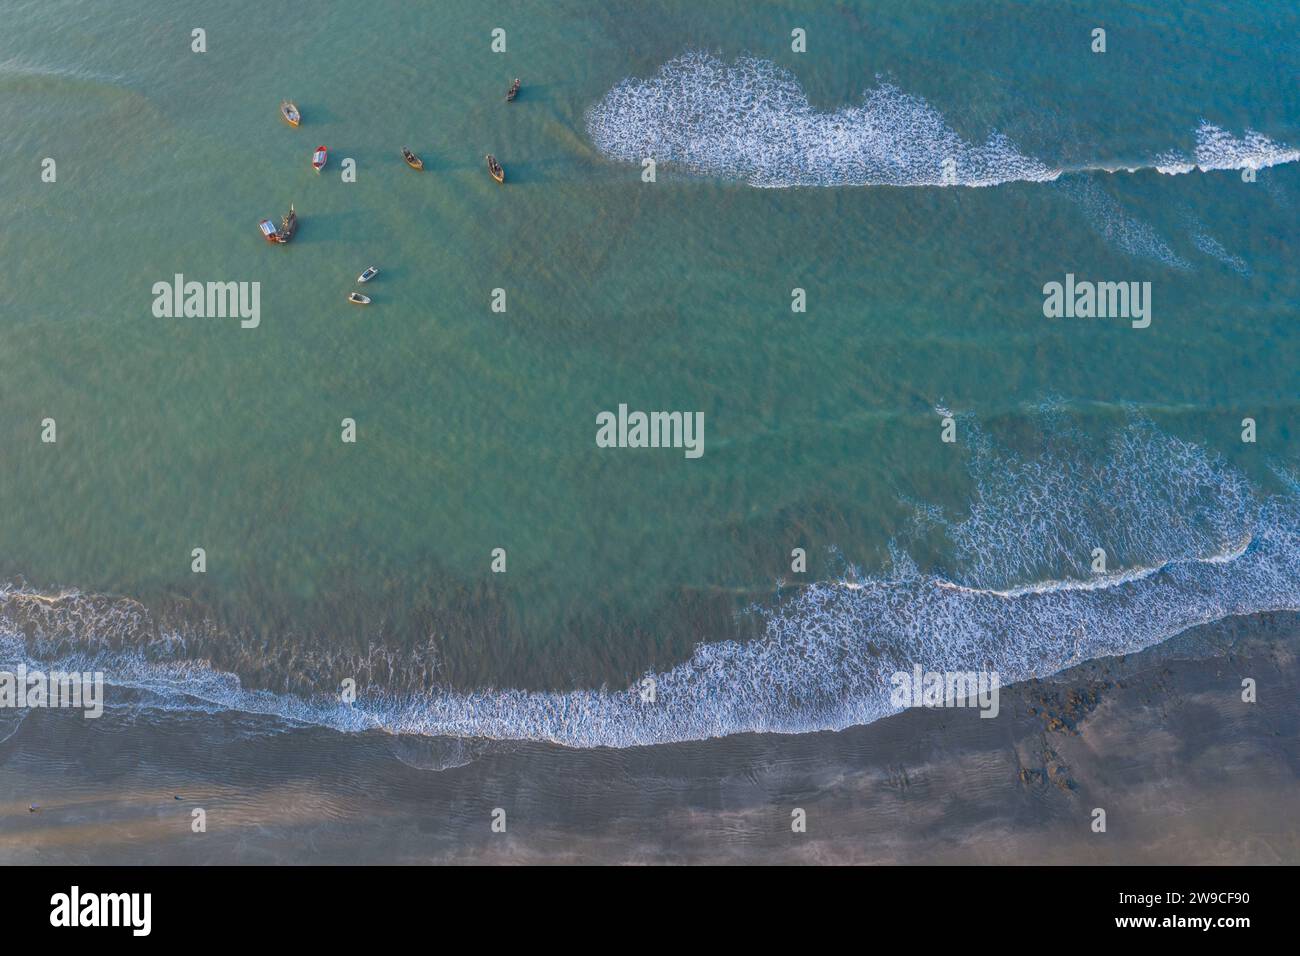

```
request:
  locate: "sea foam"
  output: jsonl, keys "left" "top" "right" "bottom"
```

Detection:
{"left": 585, "top": 51, "right": 1059, "bottom": 188}
{"left": 1193, "top": 122, "right": 1300, "bottom": 173}
{"left": 2, "top": 414, "right": 1296, "bottom": 749}
{"left": 586, "top": 53, "right": 1299, "bottom": 188}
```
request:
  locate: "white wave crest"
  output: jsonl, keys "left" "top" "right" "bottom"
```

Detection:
{"left": 587, "top": 54, "right": 1300, "bottom": 190}
{"left": 4, "top": 515, "right": 1293, "bottom": 748}
{"left": 1154, "top": 156, "right": 1197, "bottom": 176}
{"left": 3, "top": 417, "right": 1295, "bottom": 749}
{"left": 1194, "top": 122, "right": 1300, "bottom": 172}
{"left": 585, "top": 51, "right": 1059, "bottom": 188}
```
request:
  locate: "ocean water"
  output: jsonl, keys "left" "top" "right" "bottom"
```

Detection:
{"left": 0, "top": 0, "right": 1297, "bottom": 752}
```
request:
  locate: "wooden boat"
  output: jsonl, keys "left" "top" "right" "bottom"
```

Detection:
{"left": 506, "top": 78, "right": 520, "bottom": 102}
{"left": 312, "top": 145, "right": 328, "bottom": 172}
{"left": 258, "top": 203, "right": 297, "bottom": 243}
{"left": 401, "top": 147, "right": 424, "bottom": 170}
{"left": 280, "top": 100, "right": 301, "bottom": 127}
{"left": 278, "top": 203, "right": 297, "bottom": 242}
{"left": 347, "top": 292, "right": 371, "bottom": 305}
{"left": 357, "top": 266, "right": 379, "bottom": 283}
{"left": 486, "top": 154, "right": 504, "bottom": 183}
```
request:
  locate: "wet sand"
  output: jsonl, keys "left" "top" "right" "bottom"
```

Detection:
{"left": 2, "top": 613, "right": 1296, "bottom": 864}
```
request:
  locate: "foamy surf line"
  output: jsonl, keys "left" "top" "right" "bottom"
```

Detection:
{"left": 2, "top": 415, "right": 1297, "bottom": 750}
{"left": 934, "top": 532, "right": 1252, "bottom": 598}
{"left": 0, "top": 522, "right": 1296, "bottom": 749}
{"left": 585, "top": 52, "right": 1299, "bottom": 188}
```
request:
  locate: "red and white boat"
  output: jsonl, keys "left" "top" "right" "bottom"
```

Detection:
{"left": 311, "top": 145, "right": 328, "bottom": 172}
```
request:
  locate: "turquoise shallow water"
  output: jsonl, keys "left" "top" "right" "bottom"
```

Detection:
{"left": 0, "top": 1, "right": 1297, "bottom": 744}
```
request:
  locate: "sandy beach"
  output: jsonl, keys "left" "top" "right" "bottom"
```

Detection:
{"left": 2, "top": 611, "right": 1294, "bottom": 865}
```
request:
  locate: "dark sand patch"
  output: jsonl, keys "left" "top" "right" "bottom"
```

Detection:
{"left": 1, "top": 613, "right": 1296, "bottom": 864}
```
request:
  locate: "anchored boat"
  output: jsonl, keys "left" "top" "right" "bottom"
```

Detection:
{"left": 258, "top": 203, "right": 297, "bottom": 243}
{"left": 358, "top": 266, "right": 379, "bottom": 283}
{"left": 486, "top": 153, "right": 504, "bottom": 183}
{"left": 506, "top": 78, "right": 520, "bottom": 102}
{"left": 312, "top": 145, "right": 328, "bottom": 172}
{"left": 347, "top": 292, "right": 371, "bottom": 305}
{"left": 401, "top": 146, "right": 424, "bottom": 170}
{"left": 280, "top": 100, "right": 301, "bottom": 127}
{"left": 278, "top": 203, "right": 297, "bottom": 241}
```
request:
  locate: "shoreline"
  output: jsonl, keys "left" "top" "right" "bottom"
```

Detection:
{"left": 2, "top": 611, "right": 1295, "bottom": 864}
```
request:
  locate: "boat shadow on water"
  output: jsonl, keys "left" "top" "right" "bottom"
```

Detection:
{"left": 368, "top": 263, "right": 410, "bottom": 283}
{"left": 482, "top": 158, "right": 566, "bottom": 185}
{"left": 303, "top": 148, "right": 440, "bottom": 175}
{"left": 509, "top": 81, "right": 557, "bottom": 103}
{"left": 423, "top": 157, "right": 565, "bottom": 184}
{"left": 280, "top": 102, "right": 344, "bottom": 126}
{"left": 284, "top": 210, "right": 368, "bottom": 244}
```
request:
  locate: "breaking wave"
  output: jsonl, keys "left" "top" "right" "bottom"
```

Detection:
{"left": 585, "top": 51, "right": 1058, "bottom": 187}
{"left": 1191, "top": 122, "right": 1300, "bottom": 173}
{"left": 1152, "top": 123, "right": 1300, "bottom": 176}
{"left": 2, "top": 412, "right": 1296, "bottom": 749}
{"left": 585, "top": 52, "right": 1299, "bottom": 188}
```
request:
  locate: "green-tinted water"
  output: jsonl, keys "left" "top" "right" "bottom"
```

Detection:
{"left": 1, "top": 0, "right": 1296, "bottom": 698}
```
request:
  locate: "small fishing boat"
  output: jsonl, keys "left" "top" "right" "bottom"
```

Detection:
{"left": 401, "top": 146, "right": 424, "bottom": 170}
{"left": 486, "top": 153, "right": 504, "bottom": 183}
{"left": 278, "top": 203, "right": 297, "bottom": 242}
{"left": 312, "top": 145, "right": 328, "bottom": 172}
{"left": 258, "top": 203, "right": 297, "bottom": 243}
{"left": 506, "top": 78, "right": 521, "bottom": 102}
{"left": 280, "top": 100, "right": 301, "bottom": 127}
{"left": 357, "top": 266, "right": 379, "bottom": 283}
{"left": 347, "top": 292, "right": 371, "bottom": 305}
